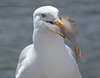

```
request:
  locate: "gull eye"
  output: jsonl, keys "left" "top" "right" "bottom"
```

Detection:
{"left": 41, "top": 13, "right": 46, "bottom": 17}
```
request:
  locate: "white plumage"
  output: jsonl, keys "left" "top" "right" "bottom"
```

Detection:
{"left": 15, "top": 6, "right": 82, "bottom": 78}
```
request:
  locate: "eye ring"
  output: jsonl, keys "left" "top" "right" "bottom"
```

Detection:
{"left": 41, "top": 13, "right": 46, "bottom": 17}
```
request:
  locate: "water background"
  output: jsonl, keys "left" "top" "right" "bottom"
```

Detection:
{"left": 0, "top": 0, "right": 100, "bottom": 78}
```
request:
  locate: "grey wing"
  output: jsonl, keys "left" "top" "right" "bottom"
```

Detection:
{"left": 15, "top": 44, "right": 33, "bottom": 77}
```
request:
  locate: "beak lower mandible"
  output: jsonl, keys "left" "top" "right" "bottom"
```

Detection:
{"left": 52, "top": 18, "right": 66, "bottom": 30}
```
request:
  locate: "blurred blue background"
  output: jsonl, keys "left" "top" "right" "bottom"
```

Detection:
{"left": 0, "top": 0, "right": 100, "bottom": 78}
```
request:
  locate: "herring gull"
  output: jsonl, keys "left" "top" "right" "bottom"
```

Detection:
{"left": 15, "top": 6, "right": 82, "bottom": 78}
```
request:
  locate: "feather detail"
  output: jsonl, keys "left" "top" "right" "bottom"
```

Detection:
{"left": 72, "top": 40, "right": 81, "bottom": 59}
{"left": 62, "top": 17, "right": 77, "bottom": 26}
{"left": 72, "top": 27, "right": 77, "bottom": 38}
{"left": 61, "top": 17, "right": 81, "bottom": 59}
{"left": 71, "top": 23, "right": 77, "bottom": 26}
{"left": 62, "top": 17, "right": 78, "bottom": 38}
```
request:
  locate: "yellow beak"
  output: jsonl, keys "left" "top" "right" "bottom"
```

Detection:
{"left": 46, "top": 18, "right": 66, "bottom": 30}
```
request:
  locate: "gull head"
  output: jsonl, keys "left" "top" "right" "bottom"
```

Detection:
{"left": 33, "top": 6, "right": 66, "bottom": 31}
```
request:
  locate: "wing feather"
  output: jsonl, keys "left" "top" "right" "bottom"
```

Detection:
{"left": 15, "top": 44, "right": 33, "bottom": 77}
